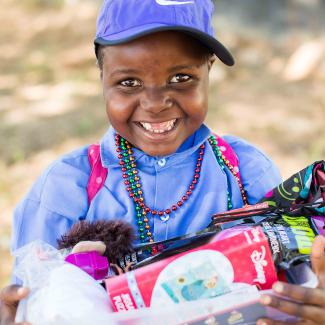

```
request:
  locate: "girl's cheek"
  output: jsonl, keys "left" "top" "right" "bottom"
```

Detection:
{"left": 183, "top": 92, "right": 208, "bottom": 117}
{"left": 177, "top": 86, "right": 205, "bottom": 103}
{"left": 105, "top": 94, "right": 133, "bottom": 117}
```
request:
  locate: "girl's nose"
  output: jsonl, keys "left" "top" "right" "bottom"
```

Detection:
{"left": 140, "top": 87, "right": 173, "bottom": 113}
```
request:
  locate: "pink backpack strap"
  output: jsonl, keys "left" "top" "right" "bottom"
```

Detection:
{"left": 87, "top": 144, "right": 108, "bottom": 204}
{"left": 213, "top": 133, "right": 241, "bottom": 178}
{"left": 212, "top": 133, "right": 248, "bottom": 205}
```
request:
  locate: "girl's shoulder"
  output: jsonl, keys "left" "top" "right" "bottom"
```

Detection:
{"left": 221, "top": 135, "right": 276, "bottom": 170}
{"left": 26, "top": 145, "right": 92, "bottom": 218}
{"left": 221, "top": 134, "right": 282, "bottom": 203}
{"left": 44, "top": 145, "right": 91, "bottom": 187}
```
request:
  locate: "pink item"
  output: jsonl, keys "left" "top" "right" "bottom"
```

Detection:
{"left": 264, "top": 190, "right": 274, "bottom": 198}
{"left": 105, "top": 227, "right": 277, "bottom": 311}
{"left": 87, "top": 144, "right": 108, "bottom": 204}
{"left": 65, "top": 251, "right": 109, "bottom": 281}
{"left": 213, "top": 134, "right": 242, "bottom": 183}
{"left": 312, "top": 216, "right": 325, "bottom": 237}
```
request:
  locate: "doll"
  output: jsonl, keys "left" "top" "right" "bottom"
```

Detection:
{"left": 57, "top": 220, "right": 136, "bottom": 276}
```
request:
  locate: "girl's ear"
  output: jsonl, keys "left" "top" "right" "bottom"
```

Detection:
{"left": 98, "top": 61, "right": 103, "bottom": 81}
{"left": 207, "top": 54, "right": 216, "bottom": 71}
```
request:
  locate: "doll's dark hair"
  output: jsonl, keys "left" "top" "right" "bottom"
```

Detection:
{"left": 57, "top": 220, "right": 135, "bottom": 262}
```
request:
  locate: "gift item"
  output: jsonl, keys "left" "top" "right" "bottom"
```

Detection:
{"left": 105, "top": 227, "right": 277, "bottom": 311}
{"left": 213, "top": 213, "right": 321, "bottom": 270}
{"left": 65, "top": 251, "right": 109, "bottom": 281}
{"left": 260, "top": 160, "right": 325, "bottom": 214}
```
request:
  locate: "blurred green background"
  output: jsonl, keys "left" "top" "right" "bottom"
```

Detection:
{"left": 0, "top": 0, "right": 324, "bottom": 286}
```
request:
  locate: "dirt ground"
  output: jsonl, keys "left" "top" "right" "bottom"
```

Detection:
{"left": 0, "top": 0, "right": 324, "bottom": 286}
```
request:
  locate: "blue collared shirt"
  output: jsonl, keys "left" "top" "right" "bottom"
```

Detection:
{"left": 12, "top": 124, "right": 281, "bottom": 258}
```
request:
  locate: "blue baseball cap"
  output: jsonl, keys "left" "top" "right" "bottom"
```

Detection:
{"left": 95, "top": 0, "right": 235, "bottom": 66}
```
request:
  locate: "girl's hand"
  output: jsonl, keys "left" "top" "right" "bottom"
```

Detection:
{"left": 0, "top": 285, "right": 30, "bottom": 325}
{"left": 257, "top": 235, "right": 325, "bottom": 325}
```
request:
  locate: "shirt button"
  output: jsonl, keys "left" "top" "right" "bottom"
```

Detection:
{"left": 157, "top": 158, "right": 166, "bottom": 167}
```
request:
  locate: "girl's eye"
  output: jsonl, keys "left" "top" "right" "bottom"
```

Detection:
{"left": 170, "top": 74, "right": 192, "bottom": 83}
{"left": 119, "top": 79, "right": 141, "bottom": 88}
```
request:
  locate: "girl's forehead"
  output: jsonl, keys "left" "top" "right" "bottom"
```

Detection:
{"left": 102, "top": 31, "right": 209, "bottom": 66}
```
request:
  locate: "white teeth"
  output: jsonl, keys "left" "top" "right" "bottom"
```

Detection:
{"left": 141, "top": 122, "right": 153, "bottom": 131}
{"left": 140, "top": 119, "right": 176, "bottom": 133}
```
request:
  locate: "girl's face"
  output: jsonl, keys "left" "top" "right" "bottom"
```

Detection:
{"left": 101, "top": 31, "right": 214, "bottom": 156}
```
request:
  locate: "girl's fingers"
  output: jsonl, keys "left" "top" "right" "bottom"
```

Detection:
{"left": 257, "top": 236, "right": 325, "bottom": 325}
{"left": 260, "top": 293, "right": 325, "bottom": 323}
{"left": 0, "top": 285, "right": 29, "bottom": 304}
{"left": 125, "top": 262, "right": 134, "bottom": 272}
{"left": 267, "top": 281, "right": 325, "bottom": 306}
{"left": 0, "top": 285, "right": 30, "bottom": 324}
{"left": 311, "top": 235, "right": 325, "bottom": 288}
{"left": 110, "top": 263, "right": 124, "bottom": 275}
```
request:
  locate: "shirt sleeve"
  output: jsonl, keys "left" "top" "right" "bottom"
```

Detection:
{"left": 11, "top": 147, "right": 90, "bottom": 283}
{"left": 223, "top": 135, "right": 282, "bottom": 204}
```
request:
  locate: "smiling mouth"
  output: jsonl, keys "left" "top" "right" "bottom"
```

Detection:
{"left": 137, "top": 119, "right": 178, "bottom": 134}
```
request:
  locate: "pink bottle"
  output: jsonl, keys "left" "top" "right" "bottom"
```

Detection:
{"left": 312, "top": 216, "right": 325, "bottom": 237}
{"left": 65, "top": 251, "right": 109, "bottom": 281}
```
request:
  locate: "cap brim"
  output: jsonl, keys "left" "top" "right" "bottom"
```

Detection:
{"left": 95, "top": 24, "right": 234, "bottom": 66}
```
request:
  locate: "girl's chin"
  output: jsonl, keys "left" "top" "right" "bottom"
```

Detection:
{"left": 137, "top": 143, "right": 179, "bottom": 157}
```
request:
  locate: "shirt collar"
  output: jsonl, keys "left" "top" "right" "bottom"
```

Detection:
{"left": 100, "top": 124, "right": 212, "bottom": 168}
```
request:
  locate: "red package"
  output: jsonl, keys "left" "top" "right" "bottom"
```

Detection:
{"left": 105, "top": 227, "right": 277, "bottom": 312}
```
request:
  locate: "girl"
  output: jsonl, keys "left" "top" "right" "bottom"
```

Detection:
{"left": 1, "top": 1, "right": 324, "bottom": 324}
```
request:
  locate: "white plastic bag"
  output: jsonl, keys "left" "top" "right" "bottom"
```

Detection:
{"left": 14, "top": 240, "right": 116, "bottom": 325}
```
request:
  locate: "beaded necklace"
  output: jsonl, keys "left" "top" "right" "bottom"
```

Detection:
{"left": 115, "top": 134, "right": 248, "bottom": 244}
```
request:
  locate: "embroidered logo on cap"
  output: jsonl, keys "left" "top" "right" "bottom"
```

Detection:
{"left": 155, "top": 0, "right": 194, "bottom": 5}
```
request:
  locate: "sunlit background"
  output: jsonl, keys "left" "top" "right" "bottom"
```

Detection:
{"left": 0, "top": 0, "right": 324, "bottom": 286}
